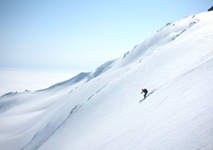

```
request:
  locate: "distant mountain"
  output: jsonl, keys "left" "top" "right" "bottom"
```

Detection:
{"left": 1, "top": 11, "right": 213, "bottom": 150}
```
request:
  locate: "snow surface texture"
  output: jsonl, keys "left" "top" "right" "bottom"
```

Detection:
{"left": 0, "top": 11, "right": 213, "bottom": 150}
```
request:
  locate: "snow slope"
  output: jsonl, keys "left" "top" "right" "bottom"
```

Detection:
{"left": 1, "top": 11, "right": 213, "bottom": 150}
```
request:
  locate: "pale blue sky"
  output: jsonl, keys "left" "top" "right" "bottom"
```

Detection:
{"left": 0, "top": 0, "right": 212, "bottom": 72}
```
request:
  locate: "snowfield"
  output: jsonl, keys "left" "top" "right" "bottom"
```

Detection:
{"left": 0, "top": 11, "right": 213, "bottom": 150}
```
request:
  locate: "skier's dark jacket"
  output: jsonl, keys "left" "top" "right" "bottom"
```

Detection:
{"left": 142, "top": 88, "right": 148, "bottom": 94}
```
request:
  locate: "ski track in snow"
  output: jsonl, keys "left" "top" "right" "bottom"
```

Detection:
{"left": 87, "top": 85, "right": 108, "bottom": 101}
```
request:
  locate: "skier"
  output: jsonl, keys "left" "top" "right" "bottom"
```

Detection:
{"left": 141, "top": 88, "right": 148, "bottom": 99}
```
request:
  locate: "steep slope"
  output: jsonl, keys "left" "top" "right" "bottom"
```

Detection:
{"left": 0, "top": 11, "right": 213, "bottom": 150}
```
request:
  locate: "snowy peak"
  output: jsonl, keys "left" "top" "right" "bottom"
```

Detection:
{"left": 42, "top": 11, "right": 212, "bottom": 91}
{"left": 106, "top": 14, "right": 201, "bottom": 69}
{"left": 1, "top": 11, "right": 213, "bottom": 150}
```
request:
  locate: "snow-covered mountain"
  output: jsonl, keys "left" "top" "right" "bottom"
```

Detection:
{"left": 1, "top": 11, "right": 213, "bottom": 150}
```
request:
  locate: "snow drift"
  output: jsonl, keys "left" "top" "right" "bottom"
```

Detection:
{"left": 0, "top": 11, "right": 213, "bottom": 150}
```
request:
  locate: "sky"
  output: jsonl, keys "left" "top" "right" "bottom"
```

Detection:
{"left": 0, "top": 0, "right": 212, "bottom": 73}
